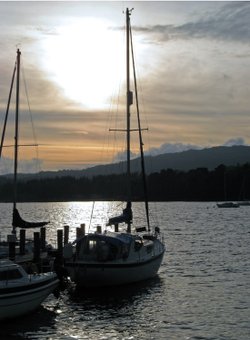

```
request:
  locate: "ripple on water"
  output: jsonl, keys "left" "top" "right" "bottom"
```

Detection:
{"left": 0, "top": 202, "right": 249, "bottom": 339}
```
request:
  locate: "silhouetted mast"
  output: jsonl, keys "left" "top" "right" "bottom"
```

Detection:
{"left": 12, "top": 49, "right": 21, "bottom": 234}
{"left": 125, "top": 8, "right": 134, "bottom": 233}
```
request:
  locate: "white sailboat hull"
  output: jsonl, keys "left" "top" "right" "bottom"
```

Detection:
{"left": 65, "top": 241, "right": 165, "bottom": 287}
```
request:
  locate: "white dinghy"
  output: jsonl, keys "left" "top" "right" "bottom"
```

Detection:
{"left": 0, "top": 259, "right": 59, "bottom": 320}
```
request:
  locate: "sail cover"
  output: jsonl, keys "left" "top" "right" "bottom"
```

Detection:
{"left": 12, "top": 208, "right": 49, "bottom": 229}
{"left": 107, "top": 202, "right": 133, "bottom": 226}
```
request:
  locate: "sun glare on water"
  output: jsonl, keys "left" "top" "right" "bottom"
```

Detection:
{"left": 41, "top": 18, "right": 125, "bottom": 109}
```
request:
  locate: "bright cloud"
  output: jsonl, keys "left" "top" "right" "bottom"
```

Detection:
{"left": 0, "top": 1, "right": 249, "bottom": 172}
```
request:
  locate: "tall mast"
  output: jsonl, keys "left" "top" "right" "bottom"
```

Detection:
{"left": 126, "top": 8, "right": 133, "bottom": 233}
{"left": 12, "top": 49, "right": 21, "bottom": 234}
{"left": 126, "top": 8, "right": 132, "bottom": 198}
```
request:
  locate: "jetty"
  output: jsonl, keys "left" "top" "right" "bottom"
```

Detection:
{"left": 0, "top": 224, "right": 87, "bottom": 282}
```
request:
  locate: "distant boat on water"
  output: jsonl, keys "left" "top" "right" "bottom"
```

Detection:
{"left": 217, "top": 165, "right": 240, "bottom": 208}
{"left": 217, "top": 202, "right": 239, "bottom": 208}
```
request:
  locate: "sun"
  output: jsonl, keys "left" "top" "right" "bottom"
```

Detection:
{"left": 40, "top": 18, "right": 125, "bottom": 109}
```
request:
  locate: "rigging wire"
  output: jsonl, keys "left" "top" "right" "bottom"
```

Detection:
{"left": 98, "top": 15, "right": 127, "bottom": 203}
{"left": 0, "top": 62, "right": 17, "bottom": 160}
{"left": 21, "top": 59, "right": 41, "bottom": 174}
{"left": 99, "top": 18, "right": 128, "bottom": 219}
{"left": 130, "top": 20, "right": 151, "bottom": 232}
{"left": 88, "top": 201, "right": 95, "bottom": 233}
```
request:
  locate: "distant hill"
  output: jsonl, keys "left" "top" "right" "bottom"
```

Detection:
{"left": 80, "top": 145, "right": 250, "bottom": 177}
{"left": 143, "top": 145, "right": 250, "bottom": 172}
{"left": 1, "top": 145, "right": 250, "bottom": 181}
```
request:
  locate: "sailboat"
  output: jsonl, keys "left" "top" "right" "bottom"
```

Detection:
{"left": 0, "top": 51, "right": 59, "bottom": 320}
{"left": 216, "top": 167, "right": 239, "bottom": 208}
{"left": 0, "top": 49, "right": 49, "bottom": 237}
{"left": 217, "top": 202, "right": 239, "bottom": 208}
{"left": 63, "top": 9, "right": 165, "bottom": 287}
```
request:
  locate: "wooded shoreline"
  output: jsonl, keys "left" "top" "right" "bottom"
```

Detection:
{"left": 0, "top": 163, "right": 249, "bottom": 202}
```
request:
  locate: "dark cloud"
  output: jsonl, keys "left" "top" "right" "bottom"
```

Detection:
{"left": 133, "top": 2, "right": 250, "bottom": 43}
{"left": 178, "top": 2, "right": 250, "bottom": 42}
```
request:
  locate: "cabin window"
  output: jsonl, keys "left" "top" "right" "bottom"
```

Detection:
{"left": 89, "top": 240, "right": 97, "bottom": 252}
{"left": 97, "top": 241, "right": 110, "bottom": 261}
{"left": 134, "top": 239, "right": 143, "bottom": 251}
{"left": 0, "top": 269, "right": 23, "bottom": 281}
{"left": 79, "top": 239, "right": 97, "bottom": 255}
{"left": 78, "top": 239, "right": 98, "bottom": 259}
{"left": 78, "top": 238, "right": 120, "bottom": 261}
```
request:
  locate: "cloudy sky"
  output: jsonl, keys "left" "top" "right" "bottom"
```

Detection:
{"left": 0, "top": 1, "right": 249, "bottom": 173}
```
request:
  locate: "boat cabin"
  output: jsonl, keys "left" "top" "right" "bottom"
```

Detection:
{"left": 75, "top": 233, "right": 132, "bottom": 262}
{"left": 0, "top": 260, "right": 26, "bottom": 283}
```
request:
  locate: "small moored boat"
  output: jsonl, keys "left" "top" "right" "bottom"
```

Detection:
{"left": 0, "top": 259, "right": 59, "bottom": 320}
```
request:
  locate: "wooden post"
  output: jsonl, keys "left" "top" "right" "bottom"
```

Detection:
{"left": 64, "top": 225, "right": 69, "bottom": 245}
{"left": 80, "top": 223, "right": 85, "bottom": 236}
{"left": 33, "top": 232, "right": 40, "bottom": 264}
{"left": 57, "top": 229, "right": 63, "bottom": 259}
{"left": 19, "top": 229, "right": 26, "bottom": 255}
{"left": 76, "top": 227, "right": 81, "bottom": 239}
{"left": 115, "top": 224, "right": 119, "bottom": 232}
{"left": 40, "top": 227, "right": 46, "bottom": 251}
{"left": 8, "top": 234, "right": 16, "bottom": 260}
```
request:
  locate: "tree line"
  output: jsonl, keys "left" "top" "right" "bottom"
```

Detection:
{"left": 0, "top": 163, "right": 250, "bottom": 202}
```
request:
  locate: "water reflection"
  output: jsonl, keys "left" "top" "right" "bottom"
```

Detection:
{"left": 0, "top": 304, "right": 57, "bottom": 339}
{"left": 0, "top": 202, "right": 249, "bottom": 339}
{"left": 54, "top": 276, "right": 165, "bottom": 340}
{"left": 68, "top": 275, "right": 164, "bottom": 308}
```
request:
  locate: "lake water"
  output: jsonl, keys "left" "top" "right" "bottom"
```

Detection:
{"left": 0, "top": 201, "right": 249, "bottom": 340}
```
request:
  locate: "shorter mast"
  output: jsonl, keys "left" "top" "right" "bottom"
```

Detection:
{"left": 2, "top": 49, "right": 50, "bottom": 234}
{"left": 12, "top": 49, "right": 21, "bottom": 235}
